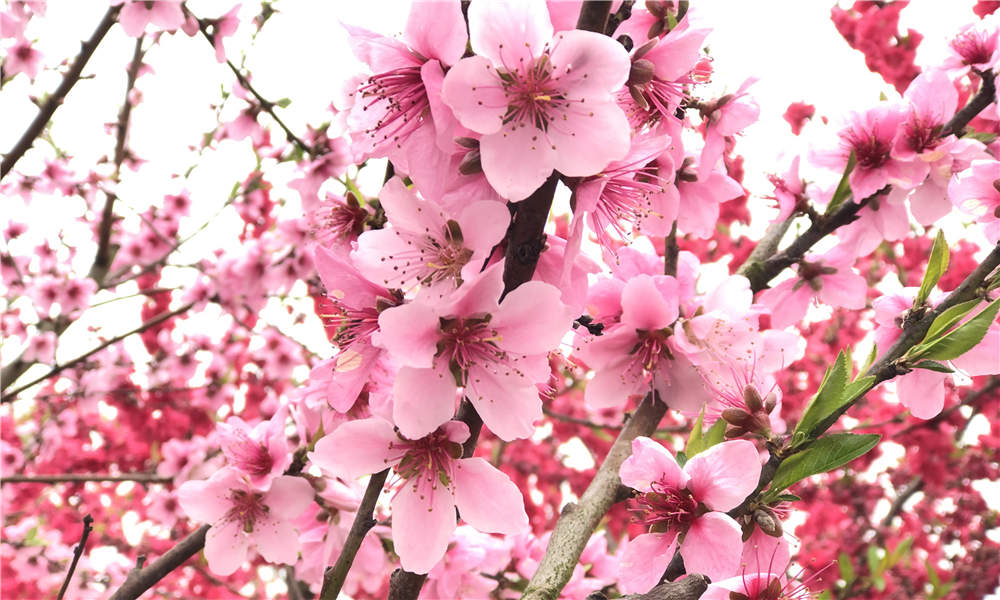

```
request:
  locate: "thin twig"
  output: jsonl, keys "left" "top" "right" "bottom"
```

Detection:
{"left": 1, "top": 473, "right": 171, "bottom": 486}
{"left": 1, "top": 6, "right": 121, "bottom": 179}
{"left": 1, "top": 301, "right": 195, "bottom": 403}
{"left": 187, "top": 9, "right": 314, "bottom": 156}
{"left": 319, "top": 469, "right": 389, "bottom": 600}
{"left": 57, "top": 514, "right": 94, "bottom": 600}
{"left": 107, "top": 525, "right": 210, "bottom": 600}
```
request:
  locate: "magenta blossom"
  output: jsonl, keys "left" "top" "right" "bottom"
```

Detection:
{"left": 177, "top": 468, "right": 314, "bottom": 575}
{"left": 442, "top": 0, "right": 631, "bottom": 200}
{"left": 374, "top": 264, "right": 574, "bottom": 441}
{"left": 618, "top": 437, "right": 760, "bottom": 591}
{"left": 310, "top": 418, "right": 529, "bottom": 574}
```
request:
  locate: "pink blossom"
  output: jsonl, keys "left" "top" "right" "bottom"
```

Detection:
{"left": 675, "top": 165, "right": 745, "bottom": 239}
{"left": 352, "top": 176, "right": 509, "bottom": 299}
{"left": 943, "top": 15, "right": 1000, "bottom": 74}
{"left": 341, "top": 0, "right": 467, "bottom": 159}
{"left": 4, "top": 39, "right": 41, "bottom": 80}
{"left": 115, "top": 0, "right": 184, "bottom": 38}
{"left": 699, "top": 78, "right": 760, "bottom": 179}
{"left": 825, "top": 105, "right": 924, "bottom": 201}
{"left": 177, "top": 468, "right": 314, "bottom": 575}
{"left": 442, "top": 0, "right": 631, "bottom": 200}
{"left": 374, "top": 264, "right": 573, "bottom": 441}
{"left": 310, "top": 418, "right": 529, "bottom": 574}
{"left": 892, "top": 69, "right": 958, "bottom": 163}
{"left": 768, "top": 155, "right": 807, "bottom": 222}
{"left": 834, "top": 187, "right": 912, "bottom": 257}
{"left": 757, "top": 250, "right": 867, "bottom": 329}
{"left": 211, "top": 5, "right": 241, "bottom": 63}
{"left": 313, "top": 245, "right": 399, "bottom": 412}
{"left": 948, "top": 158, "right": 1000, "bottom": 241}
{"left": 618, "top": 437, "right": 760, "bottom": 591}
{"left": 216, "top": 412, "right": 291, "bottom": 490}
{"left": 422, "top": 525, "right": 512, "bottom": 599}
{"left": 573, "top": 273, "right": 681, "bottom": 409}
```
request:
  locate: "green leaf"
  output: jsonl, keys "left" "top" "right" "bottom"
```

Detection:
{"left": 916, "top": 231, "right": 949, "bottom": 307}
{"left": 866, "top": 546, "right": 882, "bottom": 575}
{"left": 921, "top": 298, "right": 982, "bottom": 342}
{"left": 684, "top": 408, "right": 707, "bottom": 458}
{"left": 275, "top": 97, "right": 292, "bottom": 108}
{"left": 888, "top": 537, "right": 913, "bottom": 567}
{"left": 675, "top": 450, "right": 688, "bottom": 468}
{"left": 769, "top": 433, "right": 881, "bottom": 493}
{"left": 838, "top": 552, "right": 856, "bottom": 584}
{"left": 963, "top": 129, "right": 999, "bottom": 144}
{"left": 912, "top": 360, "right": 954, "bottom": 373}
{"left": 913, "top": 297, "right": 1000, "bottom": 362}
{"left": 826, "top": 152, "right": 857, "bottom": 216}
{"left": 860, "top": 343, "right": 878, "bottom": 375}
{"left": 776, "top": 493, "right": 801, "bottom": 502}
{"left": 795, "top": 351, "right": 850, "bottom": 437}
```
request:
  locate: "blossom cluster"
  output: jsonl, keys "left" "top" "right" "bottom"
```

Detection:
{"left": 2, "top": 1, "right": 1000, "bottom": 599}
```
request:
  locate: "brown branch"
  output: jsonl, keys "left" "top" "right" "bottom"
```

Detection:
{"left": 1, "top": 301, "right": 195, "bottom": 403}
{"left": 501, "top": 172, "right": 560, "bottom": 299}
{"left": 615, "top": 575, "right": 709, "bottom": 600}
{"left": 319, "top": 469, "right": 389, "bottom": 600}
{"left": 1, "top": 473, "right": 171, "bottom": 486}
{"left": 187, "top": 10, "right": 314, "bottom": 156}
{"left": 739, "top": 68, "right": 998, "bottom": 293}
{"left": 57, "top": 514, "right": 94, "bottom": 600}
{"left": 1, "top": 6, "right": 121, "bottom": 179}
{"left": 522, "top": 393, "right": 668, "bottom": 600}
{"left": 107, "top": 524, "right": 210, "bottom": 600}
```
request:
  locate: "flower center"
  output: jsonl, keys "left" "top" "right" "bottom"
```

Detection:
{"left": 224, "top": 430, "right": 274, "bottom": 478}
{"left": 436, "top": 315, "right": 504, "bottom": 383}
{"left": 359, "top": 65, "right": 429, "bottom": 152}
{"left": 632, "top": 328, "right": 674, "bottom": 371}
{"left": 226, "top": 489, "right": 269, "bottom": 533}
{"left": 630, "top": 478, "right": 698, "bottom": 532}
{"left": 500, "top": 54, "right": 566, "bottom": 132}
{"left": 951, "top": 30, "right": 993, "bottom": 66}
{"left": 901, "top": 115, "right": 941, "bottom": 154}
{"left": 843, "top": 127, "right": 891, "bottom": 170}
{"left": 390, "top": 430, "right": 463, "bottom": 491}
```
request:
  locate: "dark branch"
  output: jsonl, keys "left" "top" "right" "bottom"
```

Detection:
{"left": 1, "top": 473, "right": 171, "bottom": 486}
{"left": 108, "top": 525, "right": 210, "bottom": 600}
{"left": 319, "top": 469, "right": 389, "bottom": 600}
{"left": 1, "top": 6, "right": 120, "bottom": 179}
{"left": 1, "top": 301, "right": 195, "bottom": 403}
{"left": 57, "top": 514, "right": 94, "bottom": 600}
{"left": 941, "top": 69, "right": 996, "bottom": 137}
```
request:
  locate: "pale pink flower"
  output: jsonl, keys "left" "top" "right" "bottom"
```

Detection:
{"left": 943, "top": 15, "right": 1000, "bottom": 74}
{"left": 768, "top": 155, "right": 807, "bottom": 222}
{"left": 618, "top": 437, "right": 760, "bottom": 591}
{"left": 422, "top": 525, "right": 512, "bottom": 600}
{"left": 947, "top": 158, "right": 1000, "bottom": 241}
{"left": 217, "top": 411, "right": 291, "bottom": 490}
{"left": 892, "top": 69, "right": 958, "bottom": 163}
{"left": 573, "top": 273, "right": 680, "bottom": 409}
{"left": 352, "top": 176, "right": 509, "bottom": 299}
{"left": 442, "top": 0, "right": 631, "bottom": 200}
{"left": 177, "top": 468, "right": 314, "bottom": 575}
{"left": 310, "top": 418, "right": 529, "bottom": 574}
{"left": 22, "top": 330, "right": 56, "bottom": 364}
{"left": 374, "top": 264, "right": 573, "bottom": 441}
{"left": 341, "top": 0, "right": 467, "bottom": 159}
{"left": 4, "top": 39, "right": 41, "bottom": 80}
{"left": 211, "top": 5, "right": 241, "bottom": 63}
{"left": 757, "top": 250, "right": 867, "bottom": 329}
{"left": 834, "top": 187, "right": 912, "bottom": 257}
{"left": 115, "top": 0, "right": 184, "bottom": 38}
{"left": 675, "top": 165, "right": 745, "bottom": 239}
{"left": 313, "top": 245, "right": 399, "bottom": 412}
{"left": 698, "top": 78, "right": 760, "bottom": 179}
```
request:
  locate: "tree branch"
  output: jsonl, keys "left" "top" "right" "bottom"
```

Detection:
{"left": 319, "top": 469, "right": 389, "bottom": 600}
{"left": 522, "top": 393, "right": 668, "bottom": 600}
{"left": 1, "top": 301, "right": 195, "bottom": 403}
{"left": 1, "top": 473, "right": 171, "bottom": 486}
{"left": 107, "top": 525, "right": 210, "bottom": 600}
{"left": 187, "top": 10, "right": 315, "bottom": 157}
{"left": 1, "top": 5, "right": 121, "bottom": 179}
{"left": 57, "top": 514, "right": 94, "bottom": 600}
{"left": 941, "top": 69, "right": 996, "bottom": 137}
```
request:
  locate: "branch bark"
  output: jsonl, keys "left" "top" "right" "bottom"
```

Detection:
{"left": 1, "top": 473, "right": 171, "bottom": 485}
{"left": 319, "top": 469, "right": 389, "bottom": 600}
{"left": 522, "top": 394, "right": 668, "bottom": 600}
{"left": 1, "top": 6, "right": 120, "bottom": 179}
{"left": 107, "top": 525, "right": 210, "bottom": 600}
{"left": 57, "top": 514, "right": 94, "bottom": 600}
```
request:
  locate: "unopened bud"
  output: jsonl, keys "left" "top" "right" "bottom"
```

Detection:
{"left": 445, "top": 441, "right": 464, "bottom": 459}
{"left": 992, "top": 178, "right": 1000, "bottom": 194}
{"left": 722, "top": 407, "right": 753, "bottom": 427}
{"left": 649, "top": 521, "right": 671, "bottom": 534}
{"left": 629, "top": 85, "right": 650, "bottom": 111}
{"left": 458, "top": 149, "right": 482, "bottom": 175}
{"left": 455, "top": 137, "right": 479, "bottom": 150}
{"left": 753, "top": 507, "right": 783, "bottom": 537}
{"left": 646, "top": 0, "right": 668, "bottom": 18}
{"left": 633, "top": 38, "right": 659, "bottom": 60}
{"left": 629, "top": 59, "right": 656, "bottom": 87}
{"left": 764, "top": 393, "right": 778, "bottom": 414}
{"left": 743, "top": 386, "right": 764, "bottom": 413}
{"left": 725, "top": 425, "right": 749, "bottom": 439}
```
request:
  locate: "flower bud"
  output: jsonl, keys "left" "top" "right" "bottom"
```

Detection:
{"left": 629, "top": 59, "right": 656, "bottom": 87}
{"left": 722, "top": 407, "right": 752, "bottom": 427}
{"left": 743, "top": 385, "right": 764, "bottom": 413}
{"left": 753, "top": 507, "right": 783, "bottom": 537}
{"left": 458, "top": 149, "right": 482, "bottom": 175}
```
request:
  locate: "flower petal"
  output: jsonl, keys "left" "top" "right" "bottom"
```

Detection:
{"left": 453, "top": 457, "right": 529, "bottom": 534}
{"left": 392, "top": 363, "right": 460, "bottom": 441}
{"left": 618, "top": 532, "right": 678, "bottom": 594}
{"left": 392, "top": 476, "right": 456, "bottom": 574}
{"left": 680, "top": 512, "right": 743, "bottom": 582}
{"left": 684, "top": 440, "right": 760, "bottom": 511}
{"left": 620, "top": 437, "right": 687, "bottom": 493}
{"left": 310, "top": 417, "right": 397, "bottom": 480}
{"left": 204, "top": 519, "right": 251, "bottom": 576}
{"left": 253, "top": 515, "right": 300, "bottom": 565}
{"left": 264, "top": 476, "right": 315, "bottom": 520}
